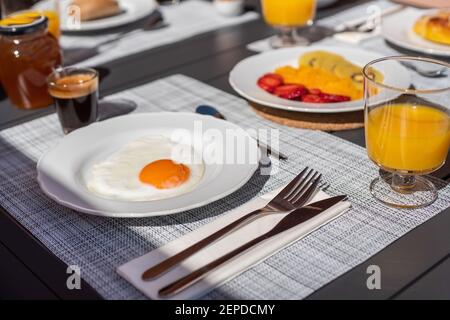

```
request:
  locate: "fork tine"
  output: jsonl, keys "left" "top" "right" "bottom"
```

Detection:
{"left": 282, "top": 168, "right": 314, "bottom": 200}
{"left": 320, "top": 182, "right": 330, "bottom": 191}
{"left": 286, "top": 171, "right": 319, "bottom": 202}
{"left": 291, "top": 174, "right": 322, "bottom": 206}
{"left": 277, "top": 167, "right": 309, "bottom": 199}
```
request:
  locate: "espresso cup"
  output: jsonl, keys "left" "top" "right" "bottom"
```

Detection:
{"left": 48, "top": 67, "right": 99, "bottom": 134}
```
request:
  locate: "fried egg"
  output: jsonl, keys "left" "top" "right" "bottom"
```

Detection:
{"left": 86, "top": 136, "right": 204, "bottom": 201}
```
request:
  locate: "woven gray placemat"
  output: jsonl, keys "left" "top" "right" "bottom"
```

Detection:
{"left": 0, "top": 74, "right": 449, "bottom": 300}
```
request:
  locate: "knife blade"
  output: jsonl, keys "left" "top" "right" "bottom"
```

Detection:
{"left": 158, "top": 195, "right": 347, "bottom": 298}
{"left": 195, "top": 105, "right": 288, "bottom": 160}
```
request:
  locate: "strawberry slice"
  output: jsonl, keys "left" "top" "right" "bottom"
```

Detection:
{"left": 264, "top": 73, "right": 284, "bottom": 83}
{"left": 257, "top": 73, "right": 283, "bottom": 93}
{"left": 319, "top": 93, "right": 351, "bottom": 103}
{"left": 302, "top": 93, "right": 351, "bottom": 103}
{"left": 301, "top": 94, "right": 324, "bottom": 103}
{"left": 309, "top": 88, "right": 322, "bottom": 95}
{"left": 274, "top": 84, "right": 308, "bottom": 100}
{"left": 257, "top": 81, "right": 275, "bottom": 93}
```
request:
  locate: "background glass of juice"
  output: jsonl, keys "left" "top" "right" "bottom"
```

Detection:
{"left": 364, "top": 56, "right": 450, "bottom": 209}
{"left": 0, "top": 0, "right": 60, "bottom": 39}
{"left": 261, "top": 0, "right": 316, "bottom": 48}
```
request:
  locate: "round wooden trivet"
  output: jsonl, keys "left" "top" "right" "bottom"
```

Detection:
{"left": 250, "top": 102, "right": 364, "bottom": 131}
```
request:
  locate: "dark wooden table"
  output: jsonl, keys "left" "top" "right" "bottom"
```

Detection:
{"left": 1, "top": 0, "right": 449, "bottom": 300}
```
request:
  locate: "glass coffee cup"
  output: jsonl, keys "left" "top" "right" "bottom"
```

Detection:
{"left": 47, "top": 67, "right": 99, "bottom": 134}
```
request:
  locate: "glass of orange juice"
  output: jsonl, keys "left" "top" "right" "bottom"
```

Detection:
{"left": 0, "top": 0, "right": 60, "bottom": 39}
{"left": 364, "top": 56, "right": 450, "bottom": 208}
{"left": 261, "top": 0, "right": 317, "bottom": 48}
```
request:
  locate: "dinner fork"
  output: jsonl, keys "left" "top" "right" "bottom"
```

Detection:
{"left": 142, "top": 167, "right": 322, "bottom": 280}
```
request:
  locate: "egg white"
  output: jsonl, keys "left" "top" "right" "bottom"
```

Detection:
{"left": 86, "top": 136, "right": 204, "bottom": 201}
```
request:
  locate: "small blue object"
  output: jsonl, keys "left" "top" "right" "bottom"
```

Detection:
{"left": 195, "top": 105, "right": 226, "bottom": 120}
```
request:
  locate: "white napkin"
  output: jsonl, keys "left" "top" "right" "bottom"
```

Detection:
{"left": 117, "top": 188, "right": 350, "bottom": 300}
{"left": 332, "top": 29, "right": 381, "bottom": 44}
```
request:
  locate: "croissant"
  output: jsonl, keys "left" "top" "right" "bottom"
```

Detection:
{"left": 413, "top": 10, "right": 450, "bottom": 45}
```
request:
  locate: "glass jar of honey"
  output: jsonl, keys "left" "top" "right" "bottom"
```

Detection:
{"left": 0, "top": 15, "right": 62, "bottom": 109}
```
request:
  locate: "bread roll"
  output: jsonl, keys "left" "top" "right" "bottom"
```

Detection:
{"left": 71, "top": 0, "right": 121, "bottom": 21}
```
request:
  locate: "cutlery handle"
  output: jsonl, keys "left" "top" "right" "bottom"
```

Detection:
{"left": 142, "top": 208, "right": 266, "bottom": 280}
{"left": 257, "top": 140, "right": 288, "bottom": 160}
{"left": 158, "top": 234, "right": 267, "bottom": 298}
{"left": 96, "top": 12, "right": 164, "bottom": 48}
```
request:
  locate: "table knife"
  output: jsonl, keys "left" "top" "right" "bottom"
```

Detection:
{"left": 158, "top": 195, "right": 347, "bottom": 298}
{"left": 196, "top": 105, "right": 288, "bottom": 160}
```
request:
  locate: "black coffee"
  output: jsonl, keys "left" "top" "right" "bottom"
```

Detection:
{"left": 54, "top": 92, "right": 98, "bottom": 133}
{"left": 49, "top": 74, "right": 98, "bottom": 134}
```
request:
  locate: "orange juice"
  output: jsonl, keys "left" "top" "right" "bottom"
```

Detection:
{"left": 366, "top": 104, "right": 450, "bottom": 173}
{"left": 0, "top": 10, "right": 60, "bottom": 39}
{"left": 261, "top": 0, "right": 316, "bottom": 27}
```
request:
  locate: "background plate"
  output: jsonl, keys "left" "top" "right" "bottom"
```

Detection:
{"left": 382, "top": 8, "right": 450, "bottom": 57}
{"left": 57, "top": 0, "right": 158, "bottom": 32}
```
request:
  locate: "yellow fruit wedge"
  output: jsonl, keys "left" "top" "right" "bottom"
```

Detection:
{"left": 298, "top": 50, "right": 383, "bottom": 91}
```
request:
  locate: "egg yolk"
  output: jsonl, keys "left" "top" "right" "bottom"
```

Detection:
{"left": 139, "top": 159, "right": 190, "bottom": 189}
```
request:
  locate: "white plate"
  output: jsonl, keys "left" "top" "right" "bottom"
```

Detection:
{"left": 56, "top": 0, "right": 158, "bottom": 32}
{"left": 229, "top": 45, "right": 411, "bottom": 113}
{"left": 37, "top": 113, "right": 260, "bottom": 218}
{"left": 382, "top": 8, "right": 450, "bottom": 57}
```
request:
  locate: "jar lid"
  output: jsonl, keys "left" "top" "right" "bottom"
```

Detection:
{"left": 0, "top": 15, "right": 48, "bottom": 36}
